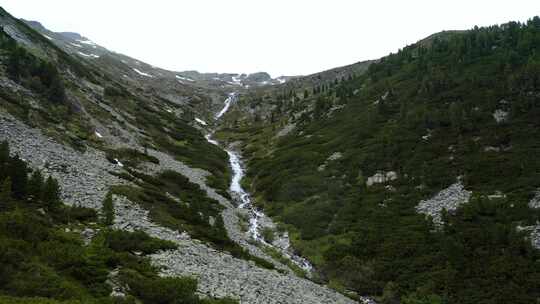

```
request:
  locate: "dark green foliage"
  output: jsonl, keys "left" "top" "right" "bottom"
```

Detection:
{"left": 120, "top": 271, "right": 199, "bottom": 304}
{"left": 102, "top": 193, "right": 114, "bottom": 226}
{"left": 105, "top": 230, "right": 177, "bottom": 254}
{"left": 0, "top": 177, "right": 13, "bottom": 210}
{"left": 0, "top": 29, "right": 66, "bottom": 104}
{"left": 42, "top": 176, "right": 61, "bottom": 210}
{"left": 105, "top": 148, "right": 159, "bottom": 168}
{"left": 224, "top": 18, "right": 540, "bottom": 303}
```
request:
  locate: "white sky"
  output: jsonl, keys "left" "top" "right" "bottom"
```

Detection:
{"left": 0, "top": 1, "right": 538, "bottom": 77}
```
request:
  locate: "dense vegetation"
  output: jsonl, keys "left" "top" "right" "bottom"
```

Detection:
{"left": 0, "top": 28, "right": 66, "bottom": 104}
{"left": 0, "top": 141, "right": 237, "bottom": 304}
{"left": 218, "top": 18, "right": 540, "bottom": 303}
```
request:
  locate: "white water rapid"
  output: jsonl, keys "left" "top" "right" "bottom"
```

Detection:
{"left": 206, "top": 93, "right": 313, "bottom": 273}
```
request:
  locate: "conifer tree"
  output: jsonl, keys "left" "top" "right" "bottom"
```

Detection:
{"left": 9, "top": 156, "right": 28, "bottom": 200}
{"left": 27, "top": 170, "right": 44, "bottom": 202}
{"left": 0, "top": 177, "right": 12, "bottom": 210}
{"left": 42, "top": 176, "right": 60, "bottom": 210}
{"left": 102, "top": 193, "right": 114, "bottom": 226}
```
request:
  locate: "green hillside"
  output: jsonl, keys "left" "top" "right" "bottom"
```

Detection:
{"left": 217, "top": 18, "right": 540, "bottom": 303}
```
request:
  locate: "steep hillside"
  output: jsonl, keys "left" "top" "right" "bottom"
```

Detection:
{"left": 0, "top": 6, "right": 364, "bottom": 304}
{"left": 216, "top": 18, "right": 540, "bottom": 303}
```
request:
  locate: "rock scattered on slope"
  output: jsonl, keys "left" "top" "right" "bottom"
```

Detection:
{"left": 366, "top": 171, "right": 397, "bottom": 187}
{"left": 0, "top": 112, "right": 126, "bottom": 209}
{"left": 113, "top": 195, "right": 357, "bottom": 303}
{"left": 415, "top": 182, "right": 472, "bottom": 225}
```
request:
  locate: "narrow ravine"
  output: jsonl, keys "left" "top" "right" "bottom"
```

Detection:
{"left": 206, "top": 92, "right": 313, "bottom": 273}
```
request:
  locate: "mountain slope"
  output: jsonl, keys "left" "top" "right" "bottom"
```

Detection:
{"left": 216, "top": 18, "right": 540, "bottom": 303}
{"left": 0, "top": 6, "right": 365, "bottom": 304}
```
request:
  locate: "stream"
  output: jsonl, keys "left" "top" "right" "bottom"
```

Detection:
{"left": 206, "top": 92, "right": 313, "bottom": 273}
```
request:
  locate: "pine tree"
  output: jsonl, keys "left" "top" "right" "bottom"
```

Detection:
{"left": 0, "top": 177, "right": 13, "bottom": 210}
{"left": 27, "top": 170, "right": 44, "bottom": 203}
{"left": 8, "top": 155, "right": 28, "bottom": 200}
{"left": 102, "top": 193, "right": 114, "bottom": 226}
{"left": 42, "top": 176, "right": 60, "bottom": 210}
{"left": 0, "top": 141, "right": 9, "bottom": 181}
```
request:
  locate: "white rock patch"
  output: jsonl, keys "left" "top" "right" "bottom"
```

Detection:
{"left": 528, "top": 191, "right": 540, "bottom": 209}
{"left": 416, "top": 182, "right": 472, "bottom": 226}
{"left": 366, "top": 171, "right": 397, "bottom": 187}
{"left": 493, "top": 109, "right": 509, "bottom": 123}
{"left": 276, "top": 124, "right": 296, "bottom": 138}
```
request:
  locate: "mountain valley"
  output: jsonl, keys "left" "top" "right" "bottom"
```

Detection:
{"left": 0, "top": 5, "right": 539, "bottom": 304}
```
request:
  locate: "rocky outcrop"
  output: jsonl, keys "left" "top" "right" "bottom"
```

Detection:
{"left": 416, "top": 182, "right": 472, "bottom": 226}
{"left": 528, "top": 191, "right": 540, "bottom": 249}
{"left": 366, "top": 171, "right": 397, "bottom": 187}
{"left": 318, "top": 152, "right": 343, "bottom": 171}
{"left": 275, "top": 123, "right": 296, "bottom": 138}
{"left": 493, "top": 109, "right": 509, "bottom": 123}
{"left": 529, "top": 191, "right": 540, "bottom": 209}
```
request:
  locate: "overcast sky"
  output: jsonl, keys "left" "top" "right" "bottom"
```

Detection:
{"left": 1, "top": 0, "right": 539, "bottom": 77}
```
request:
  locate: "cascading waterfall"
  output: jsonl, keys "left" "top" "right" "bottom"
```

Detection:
{"left": 206, "top": 92, "right": 313, "bottom": 273}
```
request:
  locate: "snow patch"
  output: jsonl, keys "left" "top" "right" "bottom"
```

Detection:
{"left": 95, "top": 131, "right": 103, "bottom": 138}
{"left": 175, "top": 75, "right": 194, "bottom": 82}
{"left": 77, "top": 52, "right": 100, "bottom": 59}
{"left": 114, "top": 158, "right": 124, "bottom": 167}
{"left": 70, "top": 43, "right": 82, "bottom": 48}
{"left": 195, "top": 118, "right": 208, "bottom": 126}
{"left": 77, "top": 39, "right": 96, "bottom": 46}
{"left": 133, "top": 68, "right": 154, "bottom": 78}
{"left": 43, "top": 34, "right": 53, "bottom": 40}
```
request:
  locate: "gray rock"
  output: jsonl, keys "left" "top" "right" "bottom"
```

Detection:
{"left": 366, "top": 171, "right": 397, "bottom": 187}
{"left": 416, "top": 182, "right": 471, "bottom": 226}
